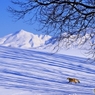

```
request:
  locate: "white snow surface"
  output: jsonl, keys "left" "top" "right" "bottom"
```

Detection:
{"left": 0, "top": 30, "right": 51, "bottom": 48}
{"left": 0, "top": 46, "right": 95, "bottom": 95}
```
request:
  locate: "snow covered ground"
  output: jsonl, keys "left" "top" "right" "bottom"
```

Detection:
{"left": 0, "top": 46, "right": 95, "bottom": 95}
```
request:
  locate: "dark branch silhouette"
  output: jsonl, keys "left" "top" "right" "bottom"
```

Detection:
{"left": 8, "top": 0, "right": 95, "bottom": 59}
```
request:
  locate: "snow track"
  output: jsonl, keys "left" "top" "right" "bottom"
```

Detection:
{"left": 0, "top": 46, "right": 95, "bottom": 95}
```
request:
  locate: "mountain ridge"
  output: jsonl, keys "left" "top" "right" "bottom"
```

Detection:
{"left": 0, "top": 29, "right": 95, "bottom": 58}
{"left": 0, "top": 29, "right": 51, "bottom": 49}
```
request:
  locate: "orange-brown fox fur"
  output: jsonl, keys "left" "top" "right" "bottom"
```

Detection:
{"left": 67, "top": 77, "right": 80, "bottom": 83}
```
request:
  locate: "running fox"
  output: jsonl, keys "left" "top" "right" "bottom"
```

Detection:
{"left": 67, "top": 77, "right": 80, "bottom": 83}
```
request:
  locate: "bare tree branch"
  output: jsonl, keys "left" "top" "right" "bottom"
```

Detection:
{"left": 8, "top": 0, "right": 95, "bottom": 59}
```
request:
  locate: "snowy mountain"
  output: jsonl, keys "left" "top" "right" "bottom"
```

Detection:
{"left": 0, "top": 29, "right": 85, "bottom": 58}
{"left": 0, "top": 29, "right": 95, "bottom": 58}
{"left": 0, "top": 46, "right": 95, "bottom": 95}
{"left": 0, "top": 29, "right": 95, "bottom": 50}
{"left": 0, "top": 30, "right": 51, "bottom": 49}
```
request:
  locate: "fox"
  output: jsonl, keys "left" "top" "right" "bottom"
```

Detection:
{"left": 67, "top": 77, "right": 80, "bottom": 83}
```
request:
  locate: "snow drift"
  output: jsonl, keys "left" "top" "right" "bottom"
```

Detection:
{"left": 0, "top": 46, "right": 95, "bottom": 95}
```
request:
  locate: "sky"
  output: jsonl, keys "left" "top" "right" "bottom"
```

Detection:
{"left": 0, "top": 0, "right": 41, "bottom": 37}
